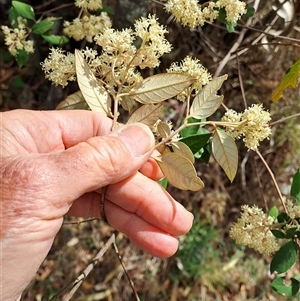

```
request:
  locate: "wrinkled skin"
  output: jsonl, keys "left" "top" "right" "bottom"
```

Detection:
{"left": 0, "top": 110, "right": 193, "bottom": 301}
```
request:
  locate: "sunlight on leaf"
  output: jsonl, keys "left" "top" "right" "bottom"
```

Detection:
{"left": 75, "top": 49, "right": 111, "bottom": 116}
{"left": 155, "top": 153, "right": 204, "bottom": 191}
{"left": 271, "top": 57, "right": 300, "bottom": 102}
{"left": 211, "top": 129, "right": 238, "bottom": 182}
{"left": 127, "top": 104, "right": 163, "bottom": 127}
{"left": 190, "top": 75, "right": 228, "bottom": 119}
{"left": 56, "top": 91, "right": 89, "bottom": 110}
{"left": 129, "top": 73, "right": 195, "bottom": 104}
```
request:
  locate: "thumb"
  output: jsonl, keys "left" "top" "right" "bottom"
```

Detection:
{"left": 47, "top": 123, "right": 155, "bottom": 202}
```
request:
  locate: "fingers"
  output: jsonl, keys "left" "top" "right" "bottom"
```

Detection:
{"left": 106, "top": 172, "right": 193, "bottom": 236}
{"left": 139, "top": 157, "right": 164, "bottom": 180}
{"left": 105, "top": 201, "right": 180, "bottom": 258}
{"left": 44, "top": 123, "right": 156, "bottom": 206}
{"left": 67, "top": 172, "right": 193, "bottom": 237}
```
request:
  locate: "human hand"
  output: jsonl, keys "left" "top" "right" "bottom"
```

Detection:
{"left": 0, "top": 110, "right": 193, "bottom": 301}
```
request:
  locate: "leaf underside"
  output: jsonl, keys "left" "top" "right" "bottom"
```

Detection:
{"left": 75, "top": 49, "right": 111, "bottom": 116}
{"left": 130, "top": 73, "right": 195, "bottom": 104}
{"left": 211, "top": 129, "right": 238, "bottom": 182}
{"left": 190, "top": 74, "right": 228, "bottom": 119}
{"left": 155, "top": 153, "right": 204, "bottom": 191}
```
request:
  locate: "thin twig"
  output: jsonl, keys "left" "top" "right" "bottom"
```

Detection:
{"left": 255, "top": 150, "right": 287, "bottom": 213}
{"left": 213, "top": 0, "right": 261, "bottom": 77}
{"left": 113, "top": 238, "right": 141, "bottom": 301}
{"left": 235, "top": 54, "right": 247, "bottom": 109}
{"left": 271, "top": 113, "right": 300, "bottom": 126}
{"left": 50, "top": 233, "right": 116, "bottom": 301}
{"left": 63, "top": 217, "right": 98, "bottom": 225}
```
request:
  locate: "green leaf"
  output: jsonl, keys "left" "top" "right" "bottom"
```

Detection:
{"left": 158, "top": 177, "right": 168, "bottom": 189}
{"left": 130, "top": 73, "right": 195, "bottom": 104}
{"left": 271, "top": 57, "right": 300, "bottom": 102}
{"left": 291, "top": 169, "right": 300, "bottom": 205}
{"left": 270, "top": 229, "right": 285, "bottom": 239}
{"left": 218, "top": 8, "right": 227, "bottom": 24}
{"left": 245, "top": 7, "right": 255, "bottom": 17}
{"left": 189, "top": 75, "right": 228, "bottom": 119}
{"left": 226, "top": 22, "right": 236, "bottom": 33}
{"left": 211, "top": 129, "right": 238, "bottom": 182}
{"left": 56, "top": 91, "right": 90, "bottom": 110}
{"left": 75, "top": 49, "right": 111, "bottom": 116}
{"left": 32, "top": 20, "right": 54, "bottom": 35}
{"left": 41, "top": 35, "right": 69, "bottom": 45}
{"left": 271, "top": 277, "right": 300, "bottom": 297}
{"left": 12, "top": 1, "right": 35, "bottom": 20}
{"left": 9, "top": 7, "right": 21, "bottom": 28}
{"left": 180, "top": 117, "right": 205, "bottom": 138}
{"left": 101, "top": 5, "right": 115, "bottom": 15}
{"left": 268, "top": 206, "right": 278, "bottom": 219}
{"left": 127, "top": 104, "right": 163, "bottom": 128}
{"left": 270, "top": 241, "right": 298, "bottom": 274}
{"left": 199, "top": 143, "right": 211, "bottom": 163}
{"left": 16, "top": 49, "right": 29, "bottom": 67}
{"left": 155, "top": 153, "right": 204, "bottom": 191}
{"left": 180, "top": 133, "right": 211, "bottom": 154}
{"left": 277, "top": 212, "right": 290, "bottom": 223}
{"left": 285, "top": 228, "right": 297, "bottom": 239}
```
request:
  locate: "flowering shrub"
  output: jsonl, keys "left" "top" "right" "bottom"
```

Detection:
{"left": 2, "top": 0, "right": 299, "bottom": 298}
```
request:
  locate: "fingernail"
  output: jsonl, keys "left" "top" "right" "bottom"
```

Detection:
{"left": 117, "top": 124, "right": 154, "bottom": 157}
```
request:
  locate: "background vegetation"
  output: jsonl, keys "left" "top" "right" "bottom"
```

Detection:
{"left": 1, "top": 0, "right": 300, "bottom": 300}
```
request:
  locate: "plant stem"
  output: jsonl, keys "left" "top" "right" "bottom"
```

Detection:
{"left": 256, "top": 150, "right": 288, "bottom": 213}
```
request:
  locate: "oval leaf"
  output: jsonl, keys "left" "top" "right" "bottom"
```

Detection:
{"left": 16, "top": 49, "right": 29, "bottom": 68}
{"left": 291, "top": 168, "right": 300, "bottom": 205}
{"left": 9, "top": 7, "right": 21, "bottom": 28}
{"left": 75, "top": 49, "right": 111, "bottom": 116}
{"left": 268, "top": 206, "right": 279, "bottom": 219}
{"left": 41, "top": 35, "right": 69, "bottom": 45}
{"left": 157, "top": 121, "right": 171, "bottom": 139}
{"left": 171, "top": 141, "right": 195, "bottom": 163}
{"left": 129, "top": 73, "right": 195, "bottom": 104}
{"left": 120, "top": 95, "right": 134, "bottom": 112}
{"left": 12, "top": 1, "right": 35, "bottom": 20}
{"left": 155, "top": 153, "right": 204, "bottom": 191}
{"left": 190, "top": 75, "right": 228, "bottom": 119}
{"left": 270, "top": 229, "right": 286, "bottom": 239}
{"left": 271, "top": 277, "right": 300, "bottom": 297}
{"left": 270, "top": 241, "right": 298, "bottom": 274}
{"left": 32, "top": 20, "right": 54, "bottom": 35}
{"left": 212, "top": 129, "right": 238, "bottom": 182}
{"left": 127, "top": 104, "right": 163, "bottom": 127}
{"left": 56, "top": 91, "right": 90, "bottom": 110}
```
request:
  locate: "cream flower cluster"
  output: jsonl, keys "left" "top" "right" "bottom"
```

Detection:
{"left": 164, "top": 0, "right": 247, "bottom": 28}
{"left": 167, "top": 56, "right": 211, "bottom": 101}
{"left": 221, "top": 104, "right": 272, "bottom": 151}
{"left": 75, "top": 0, "right": 103, "bottom": 11}
{"left": 230, "top": 205, "right": 280, "bottom": 255}
{"left": 1, "top": 20, "right": 34, "bottom": 57}
{"left": 42, "top": 15, "right": 171, "bottom": 92}
{"left": 63, "top": 13, "right": 111, "bottom": 42}
{"left": 286, "top": 200, "right": 300, "bottom": 219}
{"left": 41, "top": 48, "right": 76, "bottom": 87}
